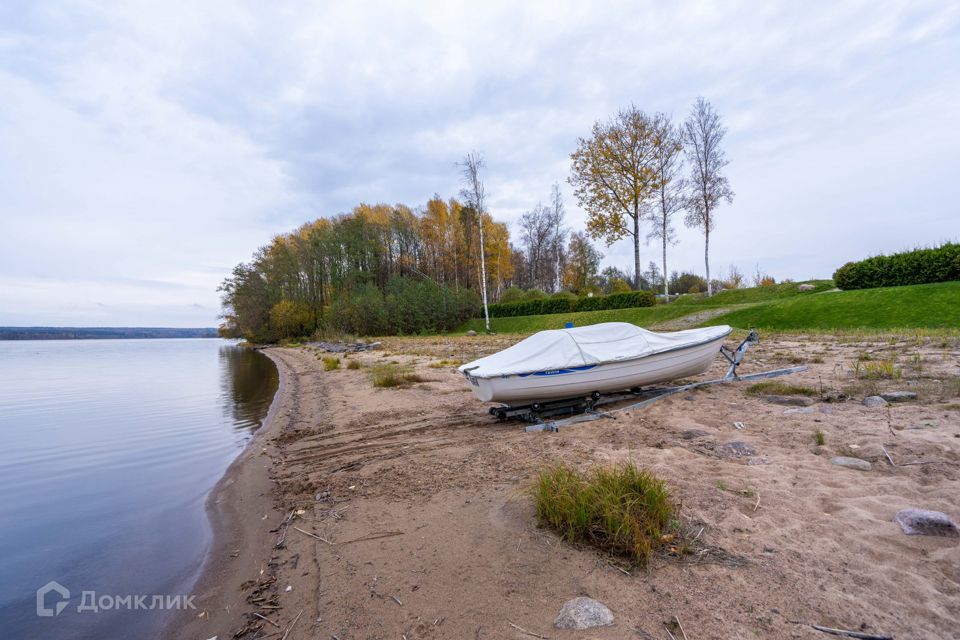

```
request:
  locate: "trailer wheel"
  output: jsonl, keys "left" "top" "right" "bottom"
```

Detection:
{"left": 590, "top": 391, "right": 601, "bottom": 402}
{"left": 531, "top": 402, "right": 542, "bottom": 413}
{"left": 495, "top": 409, "right": 507, "bottom": 421}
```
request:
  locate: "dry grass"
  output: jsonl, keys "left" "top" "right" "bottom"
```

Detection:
{"left": 346, "top": 359, "right": 362, "bottom": 370}
{"left": 369, "top": 363, "right": 424, "bottom": 388}
{"left": 853, "top": 358, "right": 900, "bottom": 380}
{"left": 428, "top": 359, "right": 460, "bottom": 369}
{"left": 745, "top": 381, "right": 818, "bottom": 396}
{"left": 322, "top": 356, "right": 340, "bottom": 371}
{"left": 532, "top": 461, "right": 676, "bottom": 566}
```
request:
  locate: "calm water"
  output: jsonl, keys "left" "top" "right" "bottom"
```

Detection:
{"left": 0, "top": 339, "right": 278, "bottom": 640}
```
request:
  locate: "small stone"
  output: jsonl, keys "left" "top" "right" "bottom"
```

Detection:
{"left": 797, "top": 284, "right": 816, "bottom": 291}
{"left": 554, "top": 597, "right": 614, "bottom": 629}
{"left": 894, "top": 508, "right": 959, "bottom": 537}
{"left": 680, "top": 429, "right": 709, "bottom": 440}
{"left": 881, "top": 391, "right": 918, "bottom": 402}
{"left": 721, "top": 441, "right": 757, "bottom": 458}
{"left": 465, "top": 330, "right": 477, "bottom": 336}
{"left": 765, "top": 395, "right": 815, "bottom": 407}
{"left": 862, "top": 396, "right": 888, "bottom": 408}
{"left": 314, "top": 490, "right": 330, "bottom": 501}
{"left": 784, "top": 407, "right": 814, "bottom": 415}
{"left": 831, "top": 456, "right": 871, "bottom": 471}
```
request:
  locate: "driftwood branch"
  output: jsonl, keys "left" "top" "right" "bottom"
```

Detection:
{"left": 507, "top": 621, "right": 549, "bottom": 639}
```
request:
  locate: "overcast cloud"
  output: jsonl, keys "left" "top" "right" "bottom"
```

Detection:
{"left": 1, "top": 1, "right": 957, "bottom": 326}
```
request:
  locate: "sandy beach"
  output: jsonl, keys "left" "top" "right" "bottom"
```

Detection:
{"left": 165, "top": 333, "right": 960, "bottom": 640}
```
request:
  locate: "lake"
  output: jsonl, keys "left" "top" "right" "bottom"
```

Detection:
{"left": 0, "top": 338, "right": 278, "bottom": 640}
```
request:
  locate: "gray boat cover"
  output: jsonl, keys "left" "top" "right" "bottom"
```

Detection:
{"left": 459, "top": 322, "right": 732, "bottom": 378}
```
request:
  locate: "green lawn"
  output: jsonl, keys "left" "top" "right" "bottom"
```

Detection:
{"left": 705, "top": 281, "right": 960, "bottom": 331}
{"left": 456, "top": 280, "right": 960, "bottom": 334}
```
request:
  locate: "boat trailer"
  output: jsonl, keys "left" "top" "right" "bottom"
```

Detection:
{"left": 484, "top": 331, "right": 808, "bottom": 433}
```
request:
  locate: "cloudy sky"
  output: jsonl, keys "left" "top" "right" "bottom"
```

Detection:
{"left": 1, "top": 1, "right": 957, "bottom": 326}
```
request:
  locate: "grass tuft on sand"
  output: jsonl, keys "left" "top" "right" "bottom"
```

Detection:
{"left": 322, "top": 356, "right": 340, "bottom": 371}
{"left": 814, "top": 429, "right": 825, "bottom": 446}
{"left": 369, "top": 363, "right": 424, "bottom": 387}
{"left": 346, "top": 359, "right": 362, "bottom": 370}
{"left": 533, "top": 461, "right": 676, "bottom": 566}
{"left": 745, "top": 381, "right": 818, "bottom": 396}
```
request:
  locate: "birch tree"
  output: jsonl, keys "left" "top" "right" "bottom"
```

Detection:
{"left": 683, "top": 97, "right": 734, "bottom": 297}
{"left": 458, "top": 151, "right": 491, "bottom": 331}
{"left": 569, "top": 106, "right": 657, "bottom": 289}
{"left": 548, "top": 183, "right": 567, "bottom": 292}
{"left": 646, "top": 113, "right": 685, "bottom": 297}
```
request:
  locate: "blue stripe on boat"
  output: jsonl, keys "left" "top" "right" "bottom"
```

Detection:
{"left": 517, "top": 364, "right": 598, "bottom": 378}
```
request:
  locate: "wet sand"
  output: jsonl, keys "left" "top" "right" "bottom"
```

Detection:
{"left": 165, "top": 333, "right": 960, "bottom": 640}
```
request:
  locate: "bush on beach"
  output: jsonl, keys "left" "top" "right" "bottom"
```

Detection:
{"left": 533, "top": 461, "right": 676, "bottom": 565}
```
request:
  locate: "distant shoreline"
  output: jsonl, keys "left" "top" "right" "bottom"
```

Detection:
{"left": 0, "top": 327, "right": 219, "bottom": 340}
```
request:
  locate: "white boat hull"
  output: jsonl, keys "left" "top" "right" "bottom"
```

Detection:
{"left": 464, "top": 333, "right": 728, "bottom": 404}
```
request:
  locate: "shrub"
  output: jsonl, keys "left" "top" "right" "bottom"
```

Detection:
{"left": 368, "top": 363, "right": 422, "bottom": 387}
{"left": 322, "top": 356, "right": 340, "bottom": 371}
{"left": 486, "top": 289, "right": 655, "bottom": 318}
{"left": 346, "top": 359, "right": 362, "bottom": 369}
{"left": 499, "top": 286, "right": 525, "bottom": 303}
{"left": 833, "top": 243, "right": 960, "bottom": 290}
{"left": 533, "top": 461, "right": 676, "bottom": 565}
{"left": 524, "top": 288, "right": 548, "bottom": 300}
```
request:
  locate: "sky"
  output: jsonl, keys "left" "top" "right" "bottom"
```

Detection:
{"left": 0, "top": 1, "right": 957, "bottom": 327}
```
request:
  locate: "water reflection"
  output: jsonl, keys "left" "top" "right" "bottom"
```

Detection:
{"left": 219, "top": 345, "right": 279, "bottom": 435}
{"left": 0, "top": 339, "right": 279, "bottom": 640}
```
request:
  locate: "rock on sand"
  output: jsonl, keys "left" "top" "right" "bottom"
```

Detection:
{"left": 862, "top": 396, "right": 888, "bottom": 408}
{"left": 880, "top": 391, "right": 918, "bottom": 402}
{"left": 831, "top": 456, "right": 871, "bottom": 471}
{"left": 894, "top": 509, "right": 959, "bottom": 537}
{"left": 554, "top": 597, "right": 615, "bottom": 629}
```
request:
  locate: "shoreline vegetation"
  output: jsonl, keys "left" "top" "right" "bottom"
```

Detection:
{"left": 166, "top": 329, "right": 960, "bottom": 639}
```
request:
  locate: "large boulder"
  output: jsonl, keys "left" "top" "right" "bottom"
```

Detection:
{"left": 894, "top": 509, "right": 959, "bottom": 537}
{"left": 554, "top": 597, "right": 615, "bottom": 629}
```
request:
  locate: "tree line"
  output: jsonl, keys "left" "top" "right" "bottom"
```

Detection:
{"left": 220, "top": 97, "right": 735, "bottom": 340}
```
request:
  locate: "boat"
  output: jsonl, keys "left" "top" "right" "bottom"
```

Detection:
{"left": 458, "top": 322, "right": 734, "bottom": 405}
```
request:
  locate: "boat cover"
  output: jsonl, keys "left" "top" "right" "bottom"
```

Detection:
{"left": 459, "top": 322, "right": 732, "bottom": 378}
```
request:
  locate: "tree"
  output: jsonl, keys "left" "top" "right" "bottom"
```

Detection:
{"left": 458, "top": 152, "right": 491, "bottom": 331}
{"left": 647, "top": 113, "right": 685, "bottom": 297}
{"left": 548, "top": 183, "right": 567, "bottom": 292}
{"left": 569, "top": 105, "right": 657, "bottom": 289}
{"left": 518, "top": 202, "right": 553, "bottom": 292}
{"left": 563, "top": 231, "right": 602, "bottom": 293}
{"left": 683, "top": 97, "right": 734, "bottom": 297}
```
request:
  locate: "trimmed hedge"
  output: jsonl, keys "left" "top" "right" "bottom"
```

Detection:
{"left": 487, "top": 290, "right": 655, "bottom": 318}
{"left": 833, "top": 243, "right": 960, "bottom": 290}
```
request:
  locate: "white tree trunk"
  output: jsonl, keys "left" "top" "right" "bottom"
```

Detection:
{"left": 705, "top": 226, "right": 712, "bottom": 297}
{"left": 662, "top": 232, "right": 669, "bottom": 297}
{"left": 633, "top": 213, "right": 641, "bottom": 290}
{"left": 478, "top": 217, "right": 490, "bottom": 331}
